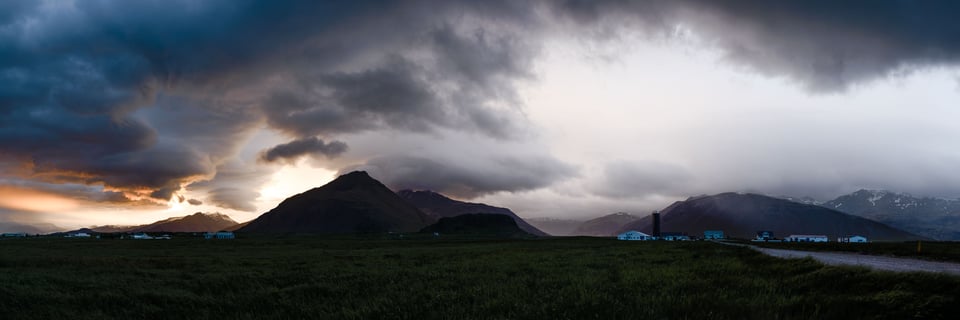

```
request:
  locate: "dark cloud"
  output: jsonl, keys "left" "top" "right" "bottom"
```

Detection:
{"left": 6, "top": 0, "right": 960, "bottom": 218}
{"left": 343, "top": 154, "right": 575, "bottom": 199}
{"left": 187, "top": 199, "right": 203, "bottom": 206}
{"left": 259, "top": 137, "right": 347, "bottom": 164}
{"left": 555, "top": 0, "right": 960, "bottom": 91}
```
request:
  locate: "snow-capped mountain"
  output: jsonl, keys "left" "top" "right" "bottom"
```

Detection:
{"left": 822, "top": 189, "right": 960, "bottom": 240}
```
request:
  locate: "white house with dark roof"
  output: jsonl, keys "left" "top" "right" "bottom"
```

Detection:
{"left": 617, "top": 230, "right": 653, "bottom": 241}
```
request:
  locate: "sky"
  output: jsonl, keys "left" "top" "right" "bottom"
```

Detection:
{"left": 4, "top": 0, "right": 960, "bottom": 230}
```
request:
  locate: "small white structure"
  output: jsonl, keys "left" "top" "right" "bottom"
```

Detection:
{"left": 785, "top": 234, "right": 828, "bottom": 242}
{"left": 1, "top": 232, "right": 27, "bottom": 237}
{"left": 703, "top": 230, "right": 724, "bottom": 240}
{"left": 617, "top": 230, "right": 653, "bottom": 241}
{"left": 131, "top": 233, "right": 153, "bottom": 240}
{"left": 660, "top": 232, "right": 690, "bottom": 241}
{"left": 204, "top": 231, "right": 235, "bottom": 239}
{"left": 838, "top": 235, "right": 868, "bottom": 243}
{"left": 66, "top": 232, "right": 91, "bottom": 238}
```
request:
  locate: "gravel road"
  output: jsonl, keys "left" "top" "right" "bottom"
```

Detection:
{"left": 716, "top": 241, "right": 960, "bottom": 276}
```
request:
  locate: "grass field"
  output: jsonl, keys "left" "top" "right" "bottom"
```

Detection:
{"left": 745, "top": 240, "right": 960, "bottom": 263}
{"left": 1, "top": 236, "right": 958, "bottom": 319}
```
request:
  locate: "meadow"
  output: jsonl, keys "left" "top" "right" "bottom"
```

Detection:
{"left": 0, "top": 236, "right": 958, "bottom": 319}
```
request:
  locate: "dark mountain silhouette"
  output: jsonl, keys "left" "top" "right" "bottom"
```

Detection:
{"left": 397, "top": 190, "right": 547, "bottom": 236}
{"left": 420, "top": 213, "right": 530, "bottom": 237}
{"left": 239, "top": 171, "right": 431, "bottom": 233}
{"left": 132, "top": 212, "right": 238, "bottom": 232}
{"left": 822, "top": 189, "right": 960, "bottom": 240}
{"left": 574, "top": 212, "right": 639, "bottom": 236}
{"left": 618, "top": 193, "right": 922, "bottom": 241}
{"left": 89, "top": 225, "right": 136, "bottom": 233}
{"left": 526, "top": 218, "right": 583, "bottom": 236}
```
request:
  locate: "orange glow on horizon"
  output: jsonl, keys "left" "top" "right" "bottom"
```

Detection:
{"left": 0, "top": 186, "right": 79, "bottom": 212}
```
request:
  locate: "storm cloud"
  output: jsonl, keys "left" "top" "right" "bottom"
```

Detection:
{"left": 5, "top": 0, "right": 960, "bottom": 221}
{"left": 259, "top": 137, "right": 348, "bottom": 164}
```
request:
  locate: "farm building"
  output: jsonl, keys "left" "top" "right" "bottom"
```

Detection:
{"left": 660, "top": 232, "right": 690, "bottom": 241}
{"left": 785, "top": 235, "right": 828, "bottom": 242}
{"left": 703, "top": 230, "right": 724, "bottom": 239}
{"left": 617, "top": 230, "right": 653, "bottom": 241}
{"left": 755, "top": 231, "right": 775, "bottom": 241}
{"left": 838, "top": 235, "right": 867, "bottom": 243}
{"left": 131, "top": 233, "right": 153, "bottom": 240}
{"left": 204, "top": 231, "right": 235, "bottom": 239}
{"left": 1, "top": 232, "right": 27, "bottom": 237}
{"left": 66, "top": 232, "right": 91, "bottom": 238}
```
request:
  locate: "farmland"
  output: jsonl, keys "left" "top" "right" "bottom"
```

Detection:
{"left": 0, "top": 236, "right": 958, "bottom": 319}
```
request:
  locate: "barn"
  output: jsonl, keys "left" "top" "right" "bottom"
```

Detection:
{"left": 785, "top": 234, "right": 828, "bottom": 242}
{"left": 838, "top": 235, "right": 868, "bottom": 243}
{"left": 703, "top": 230, "right": 724, "bottom": 240}
{"left": 617, "top": 230, "right": 653, "bottom": 241}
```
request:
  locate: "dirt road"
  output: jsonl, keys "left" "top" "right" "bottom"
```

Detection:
{"left": 716, "top": 241, "right": 960, "bottom": 276}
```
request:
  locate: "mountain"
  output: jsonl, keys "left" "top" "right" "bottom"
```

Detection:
{"left": 526, "top": 218, "right": 584, "bottom": 236}
{"left": 420, "top": 213, "right": 530, "bottom": 237}
{"left": 617, "top": 193, "right": 922, "bottom": 241}
{"left": 0, "top": 221, "right": 60, "bottom": 234}
{"left": 397, "top": 190, "right": 547, "bottom": 236}
{"left": 80, "top": 212, "right": 239, "bottom": 233}
{"left": 239, "top": 171, "right": 431, "bottom": 233}
{"left": 573, "top": 212, "right": 640, "bottom": 236}
{"left": 822, "top": 189, "right": 960, "bottom": 240}
{"left": 132, "top": 212, "right": 239, "bottom": 232}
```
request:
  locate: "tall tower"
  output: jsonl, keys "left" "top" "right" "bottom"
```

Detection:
{"left": 652, "top": 211, "right": 661, "bottom": 237}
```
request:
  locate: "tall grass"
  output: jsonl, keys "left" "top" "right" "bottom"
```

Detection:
{"left": 0, "top": 237, "right": 957, "bottom": 319}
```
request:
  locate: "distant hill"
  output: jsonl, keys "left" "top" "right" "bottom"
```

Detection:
{"left": 526, "top": 218, "right": 583, "bottom": 236}
{"left": 573, "top": 212, "right": 639, "bottom": 236}
{"left": 80, "top": 212, "right": 239, "bottom": 233}
{"left": 0, "top": 221, "right": 60, "bottom": 234}
{"left": 239, "top": 171, "right": 431, "bottom": 233}
{"left": 132, "top": 212, "right": 238, "bottom": 232}
{"left": 420, "top": 213, "right": 530, "bottom": 237}
{"left": 822, "top": 189, "right": 960, "bottom": 240}
{"left": 224, "top": 220, "right": 250, "bottom": 232}
{"left": 397, "top": 190, "right": 547, "bottom": 236}
{"left": 618, "top": 193, "right": 922, "bottom": 241}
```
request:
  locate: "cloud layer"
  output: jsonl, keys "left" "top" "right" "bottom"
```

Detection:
{"left": 4, "top": 0, "right": 960, "bottom": 221}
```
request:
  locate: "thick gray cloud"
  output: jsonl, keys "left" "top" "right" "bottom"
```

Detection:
{"left": 259, "top": 137, "right": 347, "bottom": 164}
{"left": 555, "top": 0, "right": 960, "bottom": 91}
{"left": 342, "top": 154, "right": 576, "bottom": 199}
{"left": 593, "top": 161, "right": 694, "bottom": 199}
{"left": 206, "top": 187, "right": 260, "bottom": 212}
{"left": 5, "top": 0, "right": 960, "bottom": 216}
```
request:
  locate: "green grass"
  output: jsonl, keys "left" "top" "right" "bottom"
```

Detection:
{"left": 0, "top": 236, "right": 958, "bottom": 319}
{"left": 746, "top": 240, "right": 960, "bottom": 263}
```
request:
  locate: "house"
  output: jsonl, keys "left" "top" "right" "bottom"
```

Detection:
{"left": 660, "top": 232, "right": 690, "bottom": 241}
{"left": 755, "top": 231, "right": 775, "bottom": 241}
{"left": 785, "top": 234, "right": 829, "bottom": 242}
{"left": 617, "top": 230, "right": 653, "bottom": 241}
{"left": 838, "top": 235, "right": 867, "bottom": 243}
{"left": 66, "top": 232, "right": 91, "bottom": 238}
{"left": 703, "top": 230, "right": 724, "bottom": 240}
{"left": 204, "top": 231, "right": 235, "bottom": 239}
{"left": 131, "top": 233, "right": 153, "bottom": 240}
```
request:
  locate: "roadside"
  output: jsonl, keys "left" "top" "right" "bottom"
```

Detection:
{"left": 713, "top": 240, "right": 960, "bottom": 276}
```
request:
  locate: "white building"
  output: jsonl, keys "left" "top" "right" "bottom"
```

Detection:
{"left": 838, "top": 235, "right": 868, "bottom": 243}
{"left": 66, "top": 232, "right": 91, "bottom": 238}
{"left": 617, "top": 230, "right": 653, "bottom": 241}
{"left": 131, "top": 233, "right": 153, "bottom": 240}
{"left": 785, "top": 234, "right": 828, "bottom": 242}
{"left": 204, "top": 231, "right": 235, "bottom": 239}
